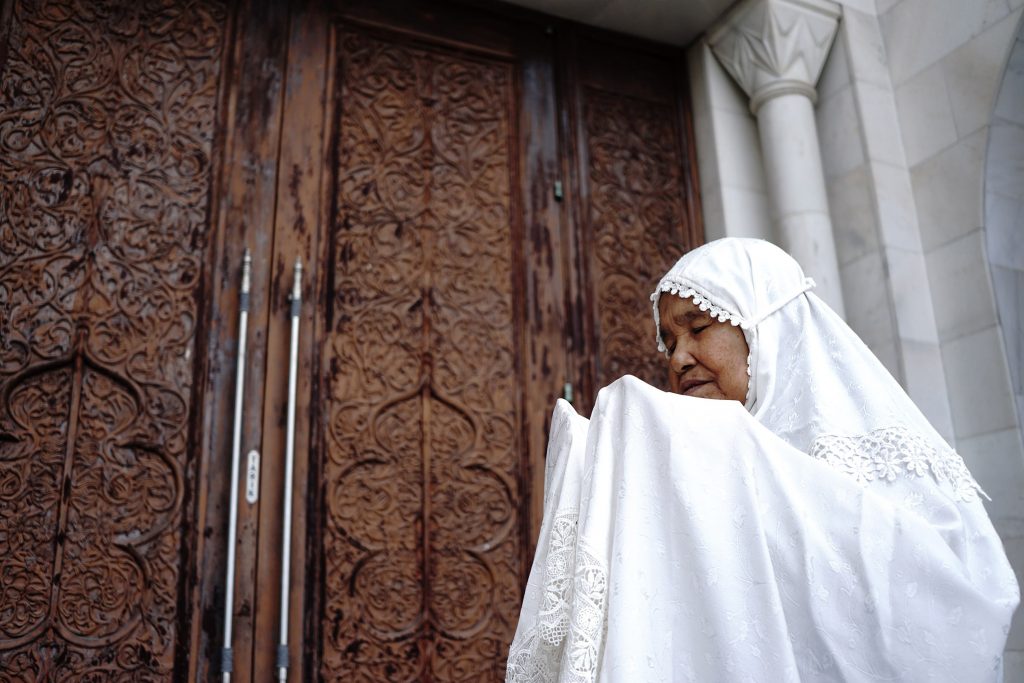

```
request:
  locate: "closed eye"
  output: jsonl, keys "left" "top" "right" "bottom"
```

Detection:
{"left": 692, "top": 324, "right": 711, "bottom": 335}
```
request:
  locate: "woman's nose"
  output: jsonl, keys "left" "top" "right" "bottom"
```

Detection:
{"left": 669, "top": 343, "right": 696, "bottom": 375}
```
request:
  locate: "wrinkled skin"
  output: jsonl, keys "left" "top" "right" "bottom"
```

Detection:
{"left": 658, "top": 295, "right": 750, "bottom": 403}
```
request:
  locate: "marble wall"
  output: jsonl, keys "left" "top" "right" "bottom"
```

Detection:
{"left": 686, "top": 42, "right": 773, "bottom": 244}
{"left": 880, "top": 0, "right": 1022, "bottom": 451}
{"left": 816, "top": 4, "right": 957, "bottom": 442}
{"left": 879, "top": 5, "right": 1024, "bottom": 662}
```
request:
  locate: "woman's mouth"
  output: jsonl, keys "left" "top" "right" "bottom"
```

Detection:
{"left": 678, "top": 379, "right": 711, "bottom": 395}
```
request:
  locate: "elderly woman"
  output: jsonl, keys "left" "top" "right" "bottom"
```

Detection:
{"left": 507, "top": 238, "right": 1019, "bottom": 682}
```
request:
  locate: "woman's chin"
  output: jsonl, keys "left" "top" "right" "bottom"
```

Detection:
{"left": 684, "top": 383, "right": 725, "bottom": 400}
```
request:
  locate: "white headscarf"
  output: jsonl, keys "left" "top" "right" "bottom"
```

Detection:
{"left": 651, "top": 237, "right": 983, "bottom": 502}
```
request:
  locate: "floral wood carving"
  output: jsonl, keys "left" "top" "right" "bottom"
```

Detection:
{"left": 320, "top": 29, "right": 522, "bottom": 681}
{"left": 0, "top": 0, "right": 225, "bottom": 677}
{"left": 583, "top": 87, "right": 689, "bottom": 391}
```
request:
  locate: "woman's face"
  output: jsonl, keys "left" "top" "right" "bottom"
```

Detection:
{"left": 658, "top": 294, "right": 750, "bottom": 402}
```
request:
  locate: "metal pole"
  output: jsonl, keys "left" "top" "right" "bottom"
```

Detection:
{"left": 221, "top": 249, "right": 251, "bottom": 683}
{"left": 277, "top": 259, "right": 302, "bottom": 682}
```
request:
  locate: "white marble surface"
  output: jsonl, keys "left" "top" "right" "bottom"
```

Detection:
{"left": 990, "top": 265, "right": 1022, "bottom": 397}
{"left": 817, "top": 29, "right": 851, "bottom": 99}
{"left": 879, "top": 0, "right": 1018, "bottom": 85}
{"left": 894, "top": 63, "right": 958, "bottom": 167}
{"left": 853, "top": 80, "right": 906, "bottom": 165}
{"left": 816, "top": 86, "right": 866, "bottom": 178}
{"left": 943, "top": 17, "right": 1021, "bottom": 138}
{"left": 985, "top": 23, "right": 1024, "bottom": 462}
{"left": 887, "top": 246, "right": 940, "bottom": 343}
{"left": 688, "top": 41, "right": 774, "bottom": 244}
{"left": 757, "top": 93, "right": 846, "bottom": 314}
{"left": 901, "top": 338, "right": 955, "bottom": 439}
{"left": 708, "top": 0, "right": 841, "bottom": 111}
{"left": 839, "top": 250, "right": 896, "bottom": 350}
{"left": 910, "top": 128, "right": 987, "bottom": 251}
{"left": 987, "top": 122, "right": 1024, "bottom": 199}
{"left": 1005, "top": 539, "right": 1024, "bottom": 651}
{"left": 759, "top": 97, "right": 832, "bottom": 216}
{"left": 827, "top": 165, "right": 878, "bottom": 265}
{"left": 833, "top": 0, "right": 877, "bottom": 15}
{"left": 720, "top": 186, "right": 774, "bottom": 240}
{"left": 995, "top": 36, "right": 1024, "bottom": 126}
{"left": 942, "top": 325, "right": 1019, "bottom": 438}
{"left": 1006, "top": 646, "right": 1024, "bottom": 680}
{"left": 704, "top": 0, "right": 846, "bottom": 313}
{"left": 926, "top": 229, "right": 999, "bottom": 340}
{"left": 715, "top": 109, "right": 769, "bottom": 192}
{"left": 960, "top": 427, "right": 1024, "bottom": 529}
{"left": 841, "top": 5, "right": 891, "bottom": 86}
{"left": 870, "top": 161, "right": 922, "bottom": 251}
{"left": 987, "top": 193, "right": 1024, "bottom": 270}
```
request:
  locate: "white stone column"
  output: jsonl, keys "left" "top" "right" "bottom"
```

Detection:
{"left": 708, "top": 0, "right": 846, "bottom": 316}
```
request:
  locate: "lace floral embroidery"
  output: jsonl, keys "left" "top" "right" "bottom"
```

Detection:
{"left": 652, "top": 279, "right": 743, "bottom": 354}
{"left": 808, "top": 426, "right": 986, "bottom": 502}
{"left": 507, "top": 510, "right": 609, "bottom": 683}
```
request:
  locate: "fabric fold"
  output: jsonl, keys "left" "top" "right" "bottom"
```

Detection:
{"left": 508, "top": 376, "right": 1018, "bottom": 683}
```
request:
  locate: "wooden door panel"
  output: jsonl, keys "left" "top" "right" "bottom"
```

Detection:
{"left": 0, "top": 0, "right": 227, "bottom": 677}
{"left": 0, "top": 1, "right": 703, "bottom": 679}
{"left": 583, "top": 87, "right": 691, "bottom": 388}
{"left": 315, "top": 25, "right": 528, "bottom": 680}
{"left": 567, "top": 35, "right": 702, "bottom": 403}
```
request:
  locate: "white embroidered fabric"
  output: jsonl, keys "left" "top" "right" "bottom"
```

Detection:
{"left": 508, "top": 402, "right": 607, "bottom": 683}
{"left": 809, "top": 426, "right": 984, "bottom": 502}
{"left": 507, "top": 379, "right": 1018, "bottom": 682}
{"left": 509, "top": 239, "right": 1018, "bottom": 682}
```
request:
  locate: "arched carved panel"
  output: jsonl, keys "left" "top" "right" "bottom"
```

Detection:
{"left": 319, "top": 28, "right": 522, "bottom": 681}
{"left": 0, "top": 0, "right": 225, "bottom": 677}
{"left": 582, "top": 86, "right": 692, "bottom": 390}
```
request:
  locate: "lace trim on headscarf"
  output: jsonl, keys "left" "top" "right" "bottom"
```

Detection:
{"left": 651, "top": 282, "right": 754, "bottom": 406}
{"left": 650, "top": 280, "right": 743, "bottom": 354}
{"left": 506, "top": 508, "right": 608, "bottom": 683}
{"left": 808, "top": 426, "right": 987, "bottom": 503}
{"left": 650, "top": 276, "right": 815, "bottom": 353}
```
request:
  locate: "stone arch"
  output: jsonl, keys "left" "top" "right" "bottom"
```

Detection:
{"left": 986, "top": 14, "right": 1024, "bottom": 443}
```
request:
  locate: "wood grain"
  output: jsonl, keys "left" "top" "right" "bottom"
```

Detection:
{"left": 0, "top": 1, "right": 702, "bottom": 680}
{"left": 0, "top": 0, "right": 227, "bottom": 677}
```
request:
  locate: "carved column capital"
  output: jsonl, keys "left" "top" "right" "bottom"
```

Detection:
{"left": 708, "top": 0, "right": 841, "bottom": 114}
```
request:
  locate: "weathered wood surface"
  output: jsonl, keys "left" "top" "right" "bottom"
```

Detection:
{"left": 0, "top": 0, "right": 228, "bottom": 678}
{"left": 0, "top": 0, "right": 701, "bottom": 680}
{"left": 188, "top": 0, "right": 291, "bottom": 680}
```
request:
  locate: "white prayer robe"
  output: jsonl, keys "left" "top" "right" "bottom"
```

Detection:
{"left": 507, "top": 376, "right": 1018, "bottom": 683}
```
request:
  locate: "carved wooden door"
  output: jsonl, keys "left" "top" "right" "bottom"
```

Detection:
{"left": 255, "top": 3, "right": 569, "bottom": 680}
{"left": 253, "top": 2, "right": 703, "bottom": 681}
{"left": 561, "top": 32, "right": 702, "bottom": 410}
{"left": 0, "top": 0, "right": 700, "bottom": 679}
{"left": 0, "top": 0, "right": 230, "bottom": 678}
